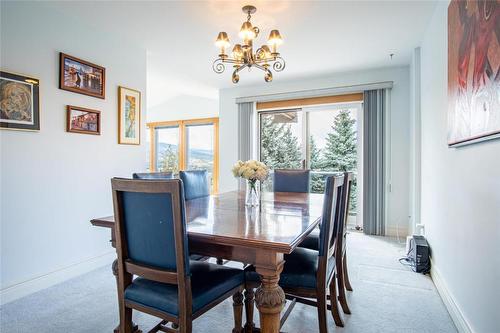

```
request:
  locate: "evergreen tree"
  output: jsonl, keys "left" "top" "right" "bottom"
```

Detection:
{"left": 309, "top": 136, "right": 325, "bottom": 193}
{"left": 158, "top": 145, "right": 179, "bottom": 174}
{"left": 260, "top": 115, "right": 302, "bottom": 190}
{"left": 322, "top": 110, "right": 358, "bottom": 212}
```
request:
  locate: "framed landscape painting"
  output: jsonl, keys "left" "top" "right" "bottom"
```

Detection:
{"left": 0, "top": 71, "right": 40, "bottom": 131}
{"left": 66, "top": 105, "right": 101, "bottom": 135}
{"left": 118, "top": 86, "right": 141, "bottom": 145}
{"left": 59, "top": 53, "right": 105, "bottom": 99}
{"left": 448, "top": 0, "right": 500, "bottom": 147}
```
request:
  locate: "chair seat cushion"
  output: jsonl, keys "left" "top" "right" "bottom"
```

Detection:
{"left": 245, "top": 247, "right": 335, "bottom": 289}
{"left": 298, "top": 229, "right": 319, "bottom": 251}
{"left": 125, "top": 261, "right": 243, "bottom": 316}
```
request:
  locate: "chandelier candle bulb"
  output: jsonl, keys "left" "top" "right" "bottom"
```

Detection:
{"left": 212, "top": 5, "right": 285, "bottom": 83}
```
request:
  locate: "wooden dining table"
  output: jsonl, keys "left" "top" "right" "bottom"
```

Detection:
{"left": 90, "top": 190, "right": 324, "bottom": 333}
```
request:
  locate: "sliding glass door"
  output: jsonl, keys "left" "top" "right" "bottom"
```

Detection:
{"left": 148, "top": 118, "right": 219, "bottom": 193}
{"left": 258, "top": 103, "right": 361, "bottom": 217}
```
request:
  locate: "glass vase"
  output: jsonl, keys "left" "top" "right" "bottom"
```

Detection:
{"left": 245, "top": 180, "right": 260, "bottom": 207}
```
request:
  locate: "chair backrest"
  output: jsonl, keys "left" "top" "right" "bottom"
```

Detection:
{"left": 111, "top": 178, "right": 190, "bottom": 282}
{"left": 337, "top": 172, "right": 354, "bottom": 255}
{"left": 317, "top": 174, "right": 345, "bottom": 258}
{"left": 273, "top": 169, "right": 310, "bottom": 193}
{"left": 132, "top": 172, "right": 173, "bottom": 180}
{"left": 179, "top": 170, "right": 210, "bottom": 200}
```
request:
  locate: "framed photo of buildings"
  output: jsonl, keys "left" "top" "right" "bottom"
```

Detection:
{"left": 118, "top": 86, "right": 141, "bottom": 145}
{"left": 0, "top": 71, "right": 40, "bottom": 131}
{"left": 59, "top": 53, "right": 105, "bottom": 99}
{"left": 66, "top": 105, "right": 101, "bottom": 135}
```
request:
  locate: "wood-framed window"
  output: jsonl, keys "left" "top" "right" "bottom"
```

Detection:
{"left": 147, "top": 117, "right": 219, "bottom": 193}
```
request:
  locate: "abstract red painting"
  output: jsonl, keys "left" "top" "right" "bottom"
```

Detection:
{"left": 448, "top": 0, "right": 500, "bottom": 146}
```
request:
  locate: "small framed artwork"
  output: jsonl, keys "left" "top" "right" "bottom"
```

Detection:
{"left": 118, "top": 86, "right": 141, "bottom": 145}
{"left": 66, "top": 105, "right": 101, "bottom": 135}
{"left": 59, "top": 53, "right": 105, "bottom": 99}
{"left": 0, "top": 71, "right": 40, "bottom": 131}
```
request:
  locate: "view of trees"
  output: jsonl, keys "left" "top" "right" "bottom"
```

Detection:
{"left": 158, "top": 145, "right": 179, "bottom": 173}
{"left": 260, "top": 109, "right": 358, "bottom": 212}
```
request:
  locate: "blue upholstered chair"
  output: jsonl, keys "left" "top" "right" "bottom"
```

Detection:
{"left": 299, "top": 172, "right": 355, "bottom": 315}
{"left": 273, "top": 169, "right": 310, "bottom": 193}
{"left": 179, "top": 170, "right": 210, "bottom": 200}
{"left": 245, "top": 174, "right": 347, "bottom": 332}
{"left": 132, "top": 172, "right": 173, "bottom": 180}
{"left": 111, "top": 178, "right": 244, "bottom": 333}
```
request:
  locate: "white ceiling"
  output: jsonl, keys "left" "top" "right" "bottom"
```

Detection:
{"left": 50, "top": 0, "right": 437, "bottom": 108}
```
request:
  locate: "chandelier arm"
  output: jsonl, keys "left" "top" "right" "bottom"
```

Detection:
{"left": 221, "top": 58, "right": 243, "bottom": 65}
{"left": 272, "top": 57, "right": 286, "bottom": 72}
{"left": 212, "top": 59, "right": 226, "bottom": 74}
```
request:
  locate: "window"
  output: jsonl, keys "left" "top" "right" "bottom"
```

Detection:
{"left": 258, "top": 101, "right": 362, "bottom": 218}
{"left": 147, "top": 118, "right": 219, "bottom": 193}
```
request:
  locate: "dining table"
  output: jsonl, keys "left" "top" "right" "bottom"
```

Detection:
{"left": 90, "top": 190, "right": 324, "bottom": 333}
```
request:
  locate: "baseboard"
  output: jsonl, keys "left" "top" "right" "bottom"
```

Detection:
{"left": 0, "top": 251, "right": 115, "bottom": 306}
{"left": 430, "top": 259, "right": 473, "bottom": 333}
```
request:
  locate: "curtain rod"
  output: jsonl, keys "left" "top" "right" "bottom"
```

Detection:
{"left": 235, "top": 81, "right": 393, "bottom": 104}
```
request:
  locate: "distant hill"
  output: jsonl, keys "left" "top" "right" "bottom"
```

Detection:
{"left": 157, "top": 143, "right": 213, "bottom": 160}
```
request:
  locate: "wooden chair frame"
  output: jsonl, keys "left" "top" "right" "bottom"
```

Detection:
{"left": 112, "top": 178, "right": 243, "bottom": 333}
{"left": 244, "top": 174, "right": 348, "bottom": 333}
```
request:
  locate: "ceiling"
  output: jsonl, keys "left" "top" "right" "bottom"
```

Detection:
{"left": 49, "top": 1, "right": 437, "bottom": 108}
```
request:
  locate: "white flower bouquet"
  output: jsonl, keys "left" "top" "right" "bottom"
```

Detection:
{"left": 232, "top": 160, "right": 269, "bottom": 206}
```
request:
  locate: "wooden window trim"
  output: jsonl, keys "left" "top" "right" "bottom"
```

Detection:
{"left": 256, "top": 93, "right": 363, "bottom": 111}
{"left": 147, "top": 117, "right": 219, "bottom": 194}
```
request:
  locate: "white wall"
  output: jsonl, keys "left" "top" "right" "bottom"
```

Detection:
{"left": 0, "top": 2, "right": 147, "bottom": 303}
{"left": 219, "top": 66, "right": 411, "bottom": 237}
{"left": 147, "top": 94, "right": 218, "bottom": 123}
{"left": 420, "top": 2, "right": 500, "bottom": 332}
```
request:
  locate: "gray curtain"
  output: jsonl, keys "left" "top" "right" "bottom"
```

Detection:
{"left": 237, "top": 102, "right": 254, "bottom": 189}
{"left": 363, "top": 89, "right": 387, "bottom": 236}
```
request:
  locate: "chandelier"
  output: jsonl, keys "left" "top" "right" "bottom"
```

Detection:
{"left": 213, "top": 5, "right": 285, "bottom": 83}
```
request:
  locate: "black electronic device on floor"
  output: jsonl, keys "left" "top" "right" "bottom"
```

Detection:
{"left": 409, "top": 235, "right": 430, "bottom": 274}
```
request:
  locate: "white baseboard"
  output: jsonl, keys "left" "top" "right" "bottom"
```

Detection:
{"left": 430, "top": 260, "right": 473, "bottom": 333}
{"left": 0, "top": 251, "right": 115, "bottom": 306}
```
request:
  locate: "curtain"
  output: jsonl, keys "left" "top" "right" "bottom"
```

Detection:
{"left": 237, "top": 102, "right": 254, "bottom": 189}
{"left": 363, "top": 89, "right": 387, "bottom": 236}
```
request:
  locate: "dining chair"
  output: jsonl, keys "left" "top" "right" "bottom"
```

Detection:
{"left": 299, "top": 172, "right": 354, "bottom": 314}
{"left": 273, "top": 169, "right": 310, "bottom": 193}
{"left": 111, "top": 178, "right": 245, "bottom": 333}
{"left": 179, "top": 170, "right": 210, "bottom": 200}
{"left": 133, "top": 172, "right": 173, "bottom": 179}
{"left": 245, "top": 174, "right": 346, "bottom": 332}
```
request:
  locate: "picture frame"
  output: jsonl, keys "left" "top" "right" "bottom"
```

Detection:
{"left": 66, "top": 105, "right": 101, "bottom": 135}
{"left": 59, "top": 53, "right": 105, "bottom": 99}
{"left": 0, "top": 71, "right": 40, "bottom": 131}
{"left": 447, "top": 0, "right": 500, "bottom": 147}
{"left": 118, "top": 86, "right": 141, "bottom": 145}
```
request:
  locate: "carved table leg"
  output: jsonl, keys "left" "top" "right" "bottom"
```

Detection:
{"left": 112, "top": 260, "right": 140, "bottom": 333}
{"left": 232, "top": 291, "right": 244, "bottom": 333}
{"left": 244, "top": 287, "right": 256, "bottom": 333}
{"left": 254, "top": 265, "right": 285, "bottom": 333}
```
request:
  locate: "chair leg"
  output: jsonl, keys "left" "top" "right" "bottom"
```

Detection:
{"left": 119, "top": 306, "right": 134, "bottom": 333}
{"left": 244, "top": 287, "right": 255, "bottom": 333}
{"left": 329, "top": 274, "right": 344, "bottom": 327}
{"left": 343, "top": 253, "right": 353, "bottom": 291}
{"left": 316, "top": 289, "right": 329, "bottom": 333}
{"left": 337, "top": 262, "right": 351, "bottom": 315}
{"left": 232, "top": 291, "right": 244, "bottom": 333}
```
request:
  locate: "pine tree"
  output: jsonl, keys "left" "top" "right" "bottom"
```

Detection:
{"left": 322, "top": 110, "right": 358, "bottom": 211}
{"left": 260, "top": 115, "right": 302, "bottom": 190}
{"left": 158, "top": 145, "right": 179, "bottom": 174}
{"left": 309, "top": 137, "right": 324, "bottom": 193}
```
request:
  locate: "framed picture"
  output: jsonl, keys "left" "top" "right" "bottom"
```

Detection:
{"left": 59, "top": 53, "right": 105, "bottom": 99}
{"left": 66, "top": 105, "right": 101, "bottom": 135}
{"left": 448, "top": 0, "right": 500, "bottom": 147}
{"left": 118, "top": 86, "right": 141, "bottom": 145}
{"left": 0, "top": 71, "right": 40, "bottom": 131}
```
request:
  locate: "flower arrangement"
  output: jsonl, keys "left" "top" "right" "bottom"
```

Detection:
{"left": 232, "top": 160, "right": 269, "bottom": 206}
